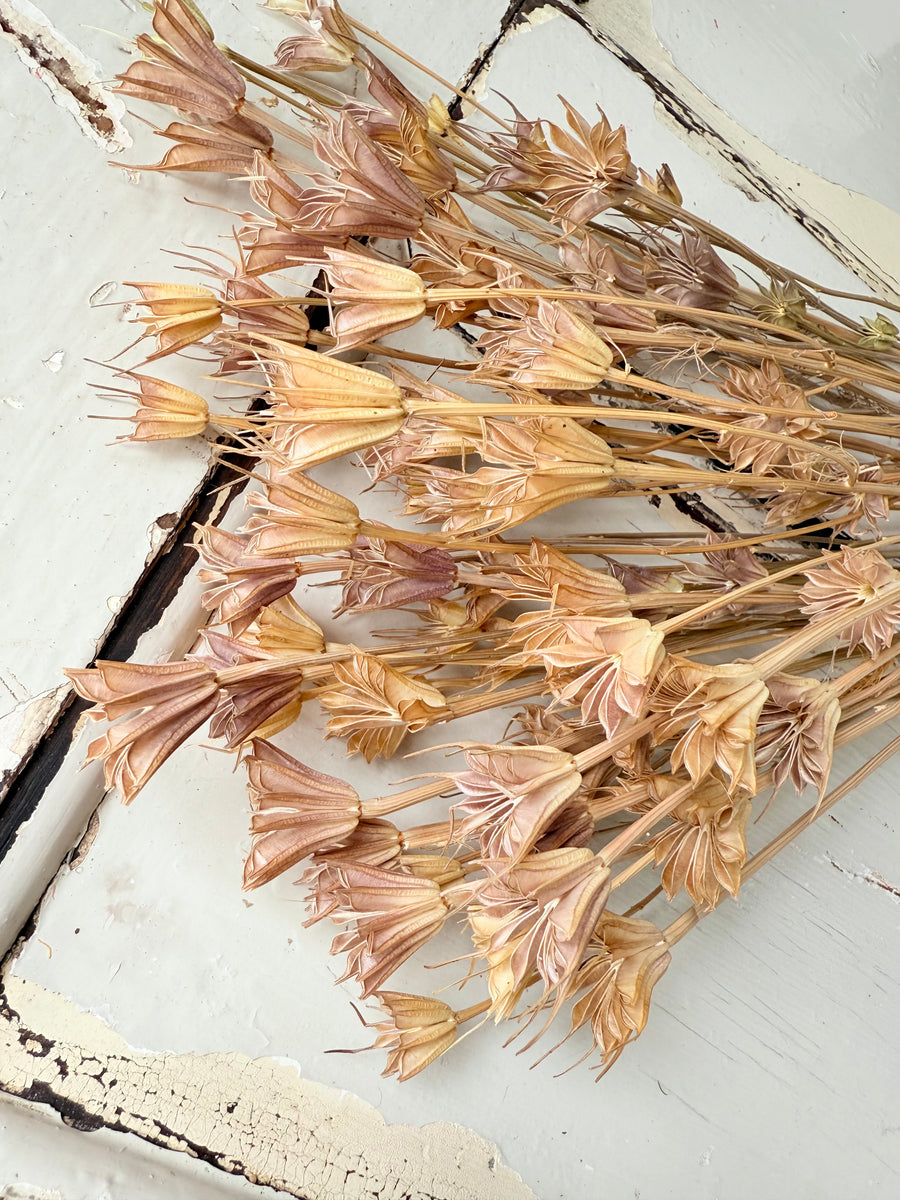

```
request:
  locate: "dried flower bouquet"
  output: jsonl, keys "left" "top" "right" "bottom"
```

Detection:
{"left": 69, "top": 0, "right": 900, "bottom": 1081}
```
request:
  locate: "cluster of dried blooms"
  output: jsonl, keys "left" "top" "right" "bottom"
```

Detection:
{"left": 69, "top": 0, "right": 900, "bottom": 1081}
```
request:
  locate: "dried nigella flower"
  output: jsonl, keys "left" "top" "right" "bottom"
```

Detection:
{"left": 475, "top": 298, "right": 613, "bottom": 390}
{"left": 195, "top": 526, "right": 300, "bottom": 635}
{"left": 799, "top": 547, "right": 900, "bottom": 656}
{"left": 649, "top": 773, "right": 751, "bottom": 909}
{"left": 646, "top": 230, "right": 737, "bottom": 311}
{"left": 309, "top": 860, "right": 452, "bottom": 996}
{"left": 338, "top": 536, "right": 457, "bottom": 614}
{"left": 272, "top": 0, "right": 357, "bottom": 71}
{"left": 105, "top": 371, "right": 209, "bottom": 441}
{"left": 244, "top": 461, "right": 361, "bottom": 556}
{"left": 320, "top": 652, "right": 448, "bottom": 760}
{"left": 258, "top": 339, "right": 405, "bottom": 467}
{"left": 651, "top": 657, "right": 768, "bottom": 793}
{"left": 534, "top": 616, "right": 665, "bottom": 736}
{"left": 469, "top": 848, "right": 611, "bottom": 1018}
{"left": 314, "top": 248, "right": 426, "bottom": 349}
{"left": 449, "top": 744, "right": 583, "bottom": 862}
{"left": 65, "top": 660, "right": 219, "bottom": 804}
{"left": 365, "top": 992, "right": 459, "bottom": 1081}
{"left": 125, "top": 281, "right": 222, "bottom": 359}
{"left": 548, "top": 913, "right": 670, "bottom": 1073}
{"left": 242, "top": 739, "right": 361, "bottom": 889}
{"left": 755, "top": 673, "right": 841, "bottom": 799}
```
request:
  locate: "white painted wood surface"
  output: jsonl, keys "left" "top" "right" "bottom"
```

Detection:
{"left": 2, "top": 3, "right": 900, "bottom": 1198}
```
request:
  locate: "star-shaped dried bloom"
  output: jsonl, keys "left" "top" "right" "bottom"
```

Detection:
{"left": 475, "top": 299, "right": 613, "bottom": 390}
{"left": 649, "top": 774, "right": 751, "bottom": 908}
{"left": 350, "top": 52, "right": 457, "bottom": 198}
{"left": 818, "top": 463, "right": 890, "bottom": 536}
{"left": 799, "top": 547, "right": 900, "bottom": 656}
{"left": 195, "top": 526, "right": 299, "bottom": 635}
{"left": 294, "top": 111, "right": 425, "bottom": 240}
{"left": 125, "top": 282, "right": 222, "bottom": 359}
{"left": 320, "top": 652, "right": 448, "bottom": 761}
{"left": 242, "top": 739, "right": 361, "bottom": 889}
{"left": 244, "top": 461, "right": 361, "bottom": 557}
{"left": 499, "top": 540, "right": 631, "bottom": 616}
{"left": 715, "top": 359, "right": 824, "bottom": 474}
{"left": 65, "top": 660, "right": 219, "bottom": 804}
{"left": 559, "top": 236, "right": 656, "bottom": 332}
{"left": 367, "top": 992, "right": 458, "bottom": 1082}
{"left": 258, "top": 339, "right": 405, "bottom": 467}
{"left": 646, "top": 230, "right": 737, "bottom": 311}
{"left": 469, "top": 848, "right": 611, "bottom": 1018}
{"left": 301, "top": 823, "right": 403, "bottom": 918}
{"left": 309, "top": 860, "right": 451, "bottom": 996}
{"left": 679, "top": 534, "right": 768, "bottom": 593}
{"left": 246, "top": 595, "right": 326, "bottom": 657}
{"left": 114, "top": 0, "right": 255, "bottom": 127}
{"left": 272, "top": 0, "right": 356, "bottom": 71}
{"left": 756, "top": 672, "right": 841, "bottom": 798}
{"left": 106, "top": 371, "right": 209, "bottom": 441}
{"left": 314, "top": 248, "right": 426, "bottom": 349}
{"left": 405, "top": 416, "right": 614, "bottom": 535}
{"left": 486, "top": 101, "right": 636, "bottom": 226}
{"left": 651, "top": 656, "right": 768, "bottom": 793}
{"left": 449, "top": 745, "right": 583, "bottom": 862}
{"left": 534, "top": 616, "right": 665, "bottom": 736}
{"left": 553, "top": 913, "right": 670, "bottom": 1073}
{"left": 122, "top": 116, "right": 273, "bottom": 175}
{"left": 338, "top": 536, "right": 457, "bottom": 614}
{"left": 200, "top": 635, "right": 306, "bottom": 748}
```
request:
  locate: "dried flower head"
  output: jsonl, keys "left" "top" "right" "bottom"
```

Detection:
{"left": 651, "top": 657, "right": 768, "bottom": 793}
{"left": 195, "top": 526, "right": 299, "bottom": 634}
{"left": 649, "top": 773, "right": 751, "bottom": 908}
{"left": 553, "top": 913, "right": 670, "bottom": 1073}
{"left": 756, "top": 673, "right": 841, "bottom": 799}
{"left": 646, "top": 231, "right": 737, "bottom": 311}
{"left": 310, "top": 860, "right": 451, "bottom": 996}
{"left": 799, "top": 548, "right": 900, "bottom": 656}
{"left": 109, "top": 372, "right": 209, "bottom": 441}
{"left": 320, "top": 652, "right": 448, "bottom": 760}
{"left": 469, "top": 848, "right": 611, "bottom": 1018}
{"left": 475, "top": 299, "right": 613, "bottom": 390}
{"left": 259, "top": 339, "right": 405, "bottom": 467}
{"left": 318, "top": 248, "right": 426, "bottom": 349}
{"left": 367, "top": 991, "right": 458, "bottom": 1081}
{"left": 338, "top": 536, "right": 457, "bottom": 614}
{"left": 125, "top": 281, "right": 222, "bottom": 359}
{"left": 65, "top": 660, "right": 219, "bottom": 804}
{"left": 242, "top": 739, "right": 361, "bottom": 889}
{"left": 450, "top": 744, "right": 583, "bottom": 862}
{"left": 244, "top": 462, "right": 361, "bottom": 557}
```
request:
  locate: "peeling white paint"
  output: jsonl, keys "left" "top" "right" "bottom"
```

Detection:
{"left": 1, "top": 978, "right": 536, "bottom": 1200}
{"left": 569, "top": 0, "right": 900, "bottom": 298}
{"left": 0, "top": 0, "right": 132, "bottom": 152}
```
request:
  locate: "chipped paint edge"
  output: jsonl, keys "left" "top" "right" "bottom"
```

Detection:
{"left": 551, "top": 0, "right": 900, "bottom": 301}
{"left": 0, "top": 0, "right": 132, "bottom": 152}
{"left": 0, "top": 976, "right": 536, "bottom": 1200}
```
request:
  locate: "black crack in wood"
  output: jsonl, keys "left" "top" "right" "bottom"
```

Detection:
{"left": 448, "top": 0, "right": 592, "bottom": 121}
{"left": 448, "top": 0, "right": 526, "bottom": 121}
{"left": 0, "top": 14, "right": 116, "bottom": 142}
{"left": 548, "top": 1, "right": 894, "bottom": 295}
{"left": 0, "top": 444, "right": 253, "bottom": 865}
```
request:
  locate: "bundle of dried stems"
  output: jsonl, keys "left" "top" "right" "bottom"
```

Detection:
{"left": 69, "top": 0, "right": 900, "bottom": 1081}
